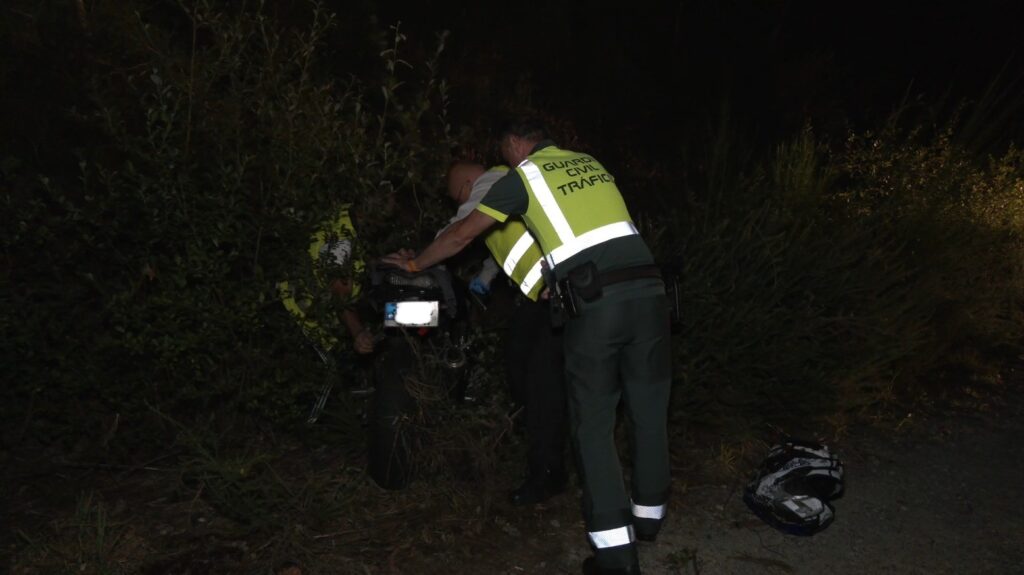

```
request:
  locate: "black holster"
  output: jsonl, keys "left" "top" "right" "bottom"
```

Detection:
{"left": 567, "top": 261, "right": 603, "bottom": 302}
{"left": 547, "top": 261, "right": 664, "bottom": 324}
{"left": 541, "top": 263, "right": 573, "bottom": 327}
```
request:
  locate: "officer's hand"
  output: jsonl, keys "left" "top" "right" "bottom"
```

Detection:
{"left": 354, "top": 329, "right": 375, "bottom": 354}
{"left": 382, "top": 248, "right": 415, "bottom": 263}
{"left": 469, "top": 275, "right": 491, "bottom": 296}
{"left": 540, "top": 287, "right": 551, "bottom": 300}
{"left": 380, "top": 254, "right": 405, "bottom": 267}
{"left": 380, "top": 253, "right": 411, "bottom": 268}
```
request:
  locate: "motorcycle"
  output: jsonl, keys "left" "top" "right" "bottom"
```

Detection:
{"left": 365, "top": 262, "right": 470, "bottom": 489}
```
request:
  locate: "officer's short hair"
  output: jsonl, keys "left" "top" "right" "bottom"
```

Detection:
{"left": 496, "top": 117, "right": 548, "bottom": 142}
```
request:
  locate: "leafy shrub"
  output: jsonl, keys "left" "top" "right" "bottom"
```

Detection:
{"left": 2, "top": 0, "right": 455, "bottom": 447}
{"left": 656, "top": 117, "right": 1023, "bottom": 431}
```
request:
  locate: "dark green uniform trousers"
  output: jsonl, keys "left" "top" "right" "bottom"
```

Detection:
{"left": 564, "top": 286, "right": 672, "bottom": 569}
{"left": 505, "top": 295, "right": 566, "bottom": 476}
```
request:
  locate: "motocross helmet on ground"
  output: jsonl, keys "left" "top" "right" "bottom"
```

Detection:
{"left": 743, "top": 439, "right": 844, "bottom": 536}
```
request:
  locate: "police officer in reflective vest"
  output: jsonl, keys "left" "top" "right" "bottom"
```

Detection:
{"left": 443, "top": 161, "right": 568, "bottom": 506}
{"left": 279, "top": 204, "right": 375, "bottom": 356}
{"left": 383, "top": 119, "right": 671, "bottom": 575}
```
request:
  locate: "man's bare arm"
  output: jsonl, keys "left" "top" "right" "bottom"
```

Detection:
{"left": 382, "top": 210, "right": 498, "bottom": 271}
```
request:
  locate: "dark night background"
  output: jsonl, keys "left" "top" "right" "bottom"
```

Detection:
{"left": 351, "top": 0, "right": 1024, "bottom": 152}
{"left": 5, "top": 1, "right": 1023, "bottom": 171}
{"left": 2, "top": 1, "right": 1023, "bottom": 573}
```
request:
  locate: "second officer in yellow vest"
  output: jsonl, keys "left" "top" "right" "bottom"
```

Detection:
{"left": 443, "top": 161, "right": 568, "bottom": 505}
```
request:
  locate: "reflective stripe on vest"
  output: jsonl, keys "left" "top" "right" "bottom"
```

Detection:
{"left": 519, "top": 160, "right": 575, "bottom": 242}
{"left": 502, "top": 231, "right": 538, "bottom": 277}
{"left": 631, "top": 501, "right": 667, "bottom": 520}
{"left": 518, "top": 154, "right": 638, "bottom": 269}
{"left": 519, "top": 260, "right": 544, "bottom": 296}
{"left": 485, "top": 222, "right": 548, "bottom": 296}
{"left": 587, "top": 525, "right": 635, "bottom": 549}
{"left": 544, "top": 220, "right": 638, "bottom": 268}
{"left": 484, "top": 221, "right": 546, "bottom": 300}
{"left": 308, "top": 204, "right": 363, "bottom": 297}
{"left": 500, "top": 230, "right": 544, "bottom": 297}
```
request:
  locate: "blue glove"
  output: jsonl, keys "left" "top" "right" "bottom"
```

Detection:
{"left": 469, "top": 275, "right": 491, "bottom": 296}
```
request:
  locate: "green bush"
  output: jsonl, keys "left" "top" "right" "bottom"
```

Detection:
{"left": 660, "top": 118, "right": 1024, "bottom": 431}
{"left": 1, "top": 0, "right": 455, "bottom": 447}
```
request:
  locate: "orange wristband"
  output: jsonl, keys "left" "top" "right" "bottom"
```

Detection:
{"left": 405, "top": 259, "right": 420, "bottom": 273}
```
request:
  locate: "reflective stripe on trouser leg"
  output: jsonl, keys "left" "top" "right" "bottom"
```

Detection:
{"left": 588, "top": 524, "right": 635, "bottom": 549}
{"left": 632, "top": 499, "right": 668, "bottom": 540}
{"left": 631, "top": 501, "right": 667, "bottom": 520}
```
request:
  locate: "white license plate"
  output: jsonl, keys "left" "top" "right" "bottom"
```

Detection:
{"left": 384, "top": 301, "right": 439, "bottom": 327}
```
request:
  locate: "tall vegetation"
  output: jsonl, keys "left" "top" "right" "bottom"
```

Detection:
{"left": 3, "top": 1, "right": 455, "bottom": 447}
{"left": 658, "top": 118, "right": 1024, "bottom": 432}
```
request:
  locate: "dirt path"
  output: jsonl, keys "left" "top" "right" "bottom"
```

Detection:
{"left": 6, "top": 386, "right": 1021, "bottom": 574}
{"left": 644, "top": 401, "right": 1024, "bottom": 575}
{"left": 444, "top": 386, "right": 1024, "bottom": 575}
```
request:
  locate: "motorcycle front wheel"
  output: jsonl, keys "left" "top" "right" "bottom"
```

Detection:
{"left": 367, "top": 335, "right": 417, "bottom": 489}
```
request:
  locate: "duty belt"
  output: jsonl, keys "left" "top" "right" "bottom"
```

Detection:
{"left": 551, "top": 263, "right": 664, "bottom": 321}
{"left": 595, "top": 264, "right": 662, "bottom": 288}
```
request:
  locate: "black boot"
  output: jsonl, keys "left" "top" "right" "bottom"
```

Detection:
{"left": 635, "top": 531, "right": 657, "bottom": 543}
{"left": 582, "top": 556, "right": 642, "bottom": 575}
{"left": 509, "top": 467, "right": 566, "bottom": 506}
{"left": 633, "top": 516, "right": 661, "bottom": 542}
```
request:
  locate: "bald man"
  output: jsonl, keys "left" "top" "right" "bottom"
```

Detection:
{"left": 441, "top": 161, "right": 568, "bottom": 506}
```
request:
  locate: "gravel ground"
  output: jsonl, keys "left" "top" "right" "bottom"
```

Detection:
{"left": 636, "top": 399, "right": 1024, "bottom": 575}
{"left": 453, "top": 384, "right": 1024, "bottom": 575}
{"left": 8, "top": 384, "right": 1021, "bottom": 575}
